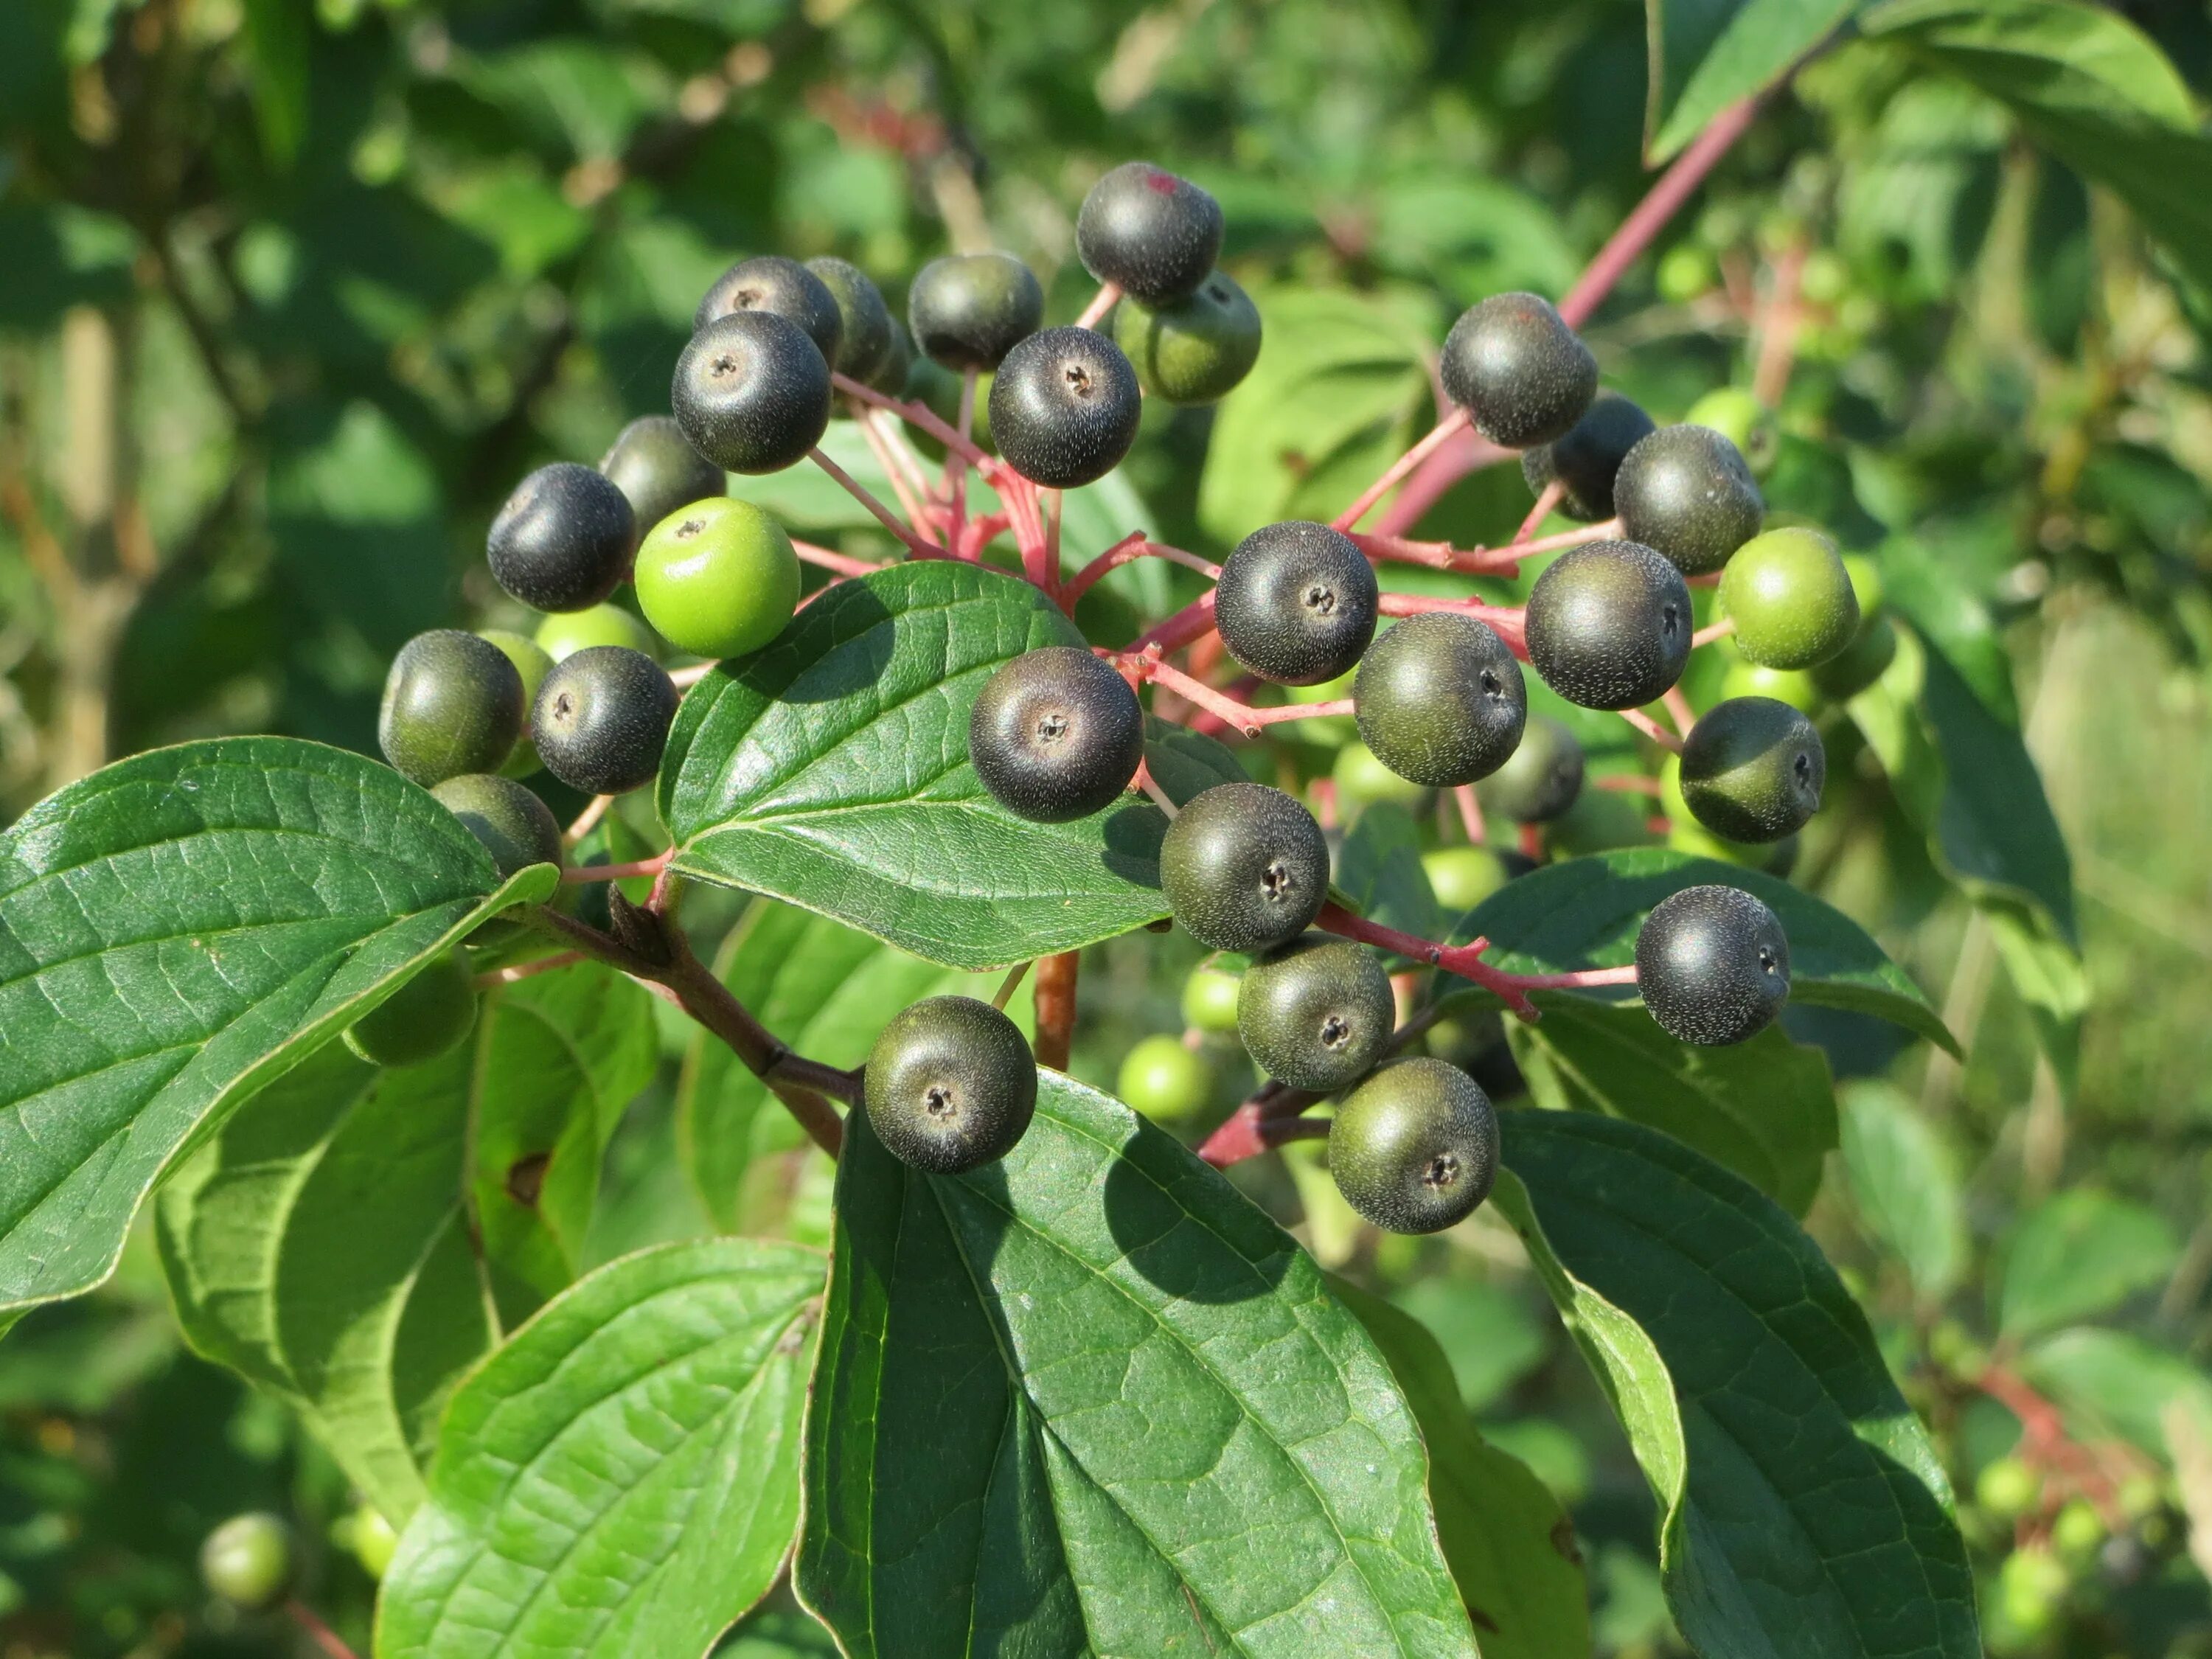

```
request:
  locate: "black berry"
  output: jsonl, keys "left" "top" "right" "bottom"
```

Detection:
{"left": 1439, "top": 293, "right": 1598, "bottom": 449}
{"left": 805, "top": 255, "right": 896, "bottom": 380}
{"left": 532, "top": 645, "right": 679, "bottom": 796}
{"left": 1520, "top": 392, "right": 1657, "bottom": 522}
{"left": 1075, "top": 161, "right": 1224, "bottom": 305}
{"left": 1160, "top": 782, "right": 1329, "bottom": 953}
{"left": 1475, "top": 714, "right": 1585, "bottom": 823}
{"left": 1635, "top": 883, "right": 1790, "bottom": 1046}
{"left": 1678, "top": 696, "right": 1826, "bottom": 844}
{"left": 969, "top": 645, "right": 1144, "bottom": 822}
{"left": 344, "top": 947, "right": 479, "bottom": 1068}
{"left": 598, "top": 416, "right": 724, "bottom": 543}
{"left": 672, "top": 311, "right": 833, "bottom": 476}
{"left": 1214, "top": 521, "right": 1379, "bottom": 686}
{"left": 1113, "top": 270, "right": 1262, "bottom": 404}
{"left": 908, "top": 253, "right": 1044, "bottom": 372}
{"left": 1328, "top": 1058, "right": 1499, "bottom": 1234}
{"left": 487, "top": 463, "right": 635, "bottom": 613}
{"left": 380, "top": 630, "right": 526, "bottom": 788}
{"left": 694, "top": 254, "right": 844, "bottom": 366}
{"left": 1237, "top": 936, "right": 1396, "bottom": 1093}
{"left": 865, "top": 995, "right": 1037, "bottom": 1174}
{"left": 1524, "top": 539, "right": 1692, "bottom": 710}
{"left": 431, "top": 773, "right": 565, "bottom": 878}
{"left": 1613, "top": 424, "right": 1765, "bottom": 575}
{"left": 988, "top": 327, "right": 1142, "bottom": 489}
{"left": 1354, "top": 613, "right": 1527, "bottom": 787}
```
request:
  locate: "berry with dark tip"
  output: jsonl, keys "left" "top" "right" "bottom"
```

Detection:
{"left": 344, "top": 947, "right": 479, "bottom": 1068}
{"left": 1182, "top": 964, "right": 1243, "bottom": 1033}
{"left": 693, "top": 254, "right": 844, "bottom": 366}
{"left": 478, "top": 630, "right": 554, "bottom": 778}
{"left": 1113, "top": 270, "right": 1262, "bottom": 404}
{"left": 1214, "top": 521, "right": 1379, "bottom": 686}
{"left": 865, "top": 995, "right": 1037, "bottom": 1174}
{"left": 597, "top": 416, "right": 724, "bottom": 543}
{"left": 1523, "top": 539, "right": 1692, "bottom": 710}
{"left": 1353, "top": 612, "right": 1527, "bottom": 787}
{"left": 1118, "top": 1033, "right": 1213, "bottom": 1122}
{"left": 1613, "top": 424, "right": 1764, "bottom": 575}
{"left": 1811, "top": 613, "right": 1897, "bottom": 701}
{"left": 988, "top": 327, "right": 1142, "bottom": 489}
{"left": 1634, "top": 883, "right": 1790, "bottom": 1046}
{"left": 1076, "top": 161, "right": 1223, "bottom": 305}
{"left": 532, "top": 645, "right": 680, "bottom": 796}
{"left": 1237, "top": 935, "right": 1395, "bottom": 1093}
{"left": 1328, "top": 1057, "right": 1499, "bottom": 1234}
{"left": 1719, "top": 526, "right": 1860, "bottom": 669}
{"left": 968, "top": 645, "right": 1145, "bottom": 823}
{"left": 487, "top": 463, "right": 635, "bottom": 613}
{"left": 1520, "top": 392, "right": 1657, "bottom": 522}
{"left": 1439, "top": 293, "right": 1598, "bottom": 449}
{"left": 672, "top": 311, "right": 833, "bottom": 475}
{"left": 908, "top": 252, "right": 1045, "bottom": 372}
{"left": 201, "top": 1513, "right": 295, "bottom": 1611}
{"left": 380, "top": 630, "right": 525, "bottom": 787}
{"left": 431, "top": 773, "right": 565, "bottom": 879}
{"left": 1475, "top": 714, "right": 1584, "bottom": 822}
{"left": 633, "top": 496, "right": 799, "bottom": 660}
{"left": 1160, "top": 782, "right": 1329, "bottom": 953}
{"left": 1678, "top": 695, "right": 1826, "bottom": 844}
{"left": 535, "top": 602, "right": 659, "bottom": 662}
{"left": 804, "top": 255, "right": 895, "bottom": 380}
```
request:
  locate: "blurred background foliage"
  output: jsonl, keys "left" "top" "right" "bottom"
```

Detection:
{"left": 8, "top": 0, "right": 2212, "bottom": 1654}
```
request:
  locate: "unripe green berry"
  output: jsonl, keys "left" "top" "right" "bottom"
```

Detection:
{"left": 1613, "top": 424, "right": 1764, "bottom": 575}
{"left": 968, "top": 646, "right": 1145, "bottom": 823}
{"left": 1975, "top": 1456, "right": 2041, "bottom": 1520}
{"left": 1353, "top": 613, "right": 1526, "bottom": 787}
{"left": 344, "top": 946, "right": 478, "bottom": 1068}
{"left": 534, "top": 602, "right": 660, "bottom": 664}
{"left": 1524, "top": 540, "right": 1692, "bottom": 710}
{"left": 431, "top": 773, "right": 565, "bottom": 880}
{"left": 1679, "top": 696, "right": 1825, "bottom": 843}
{"left": 633, "top": 496, "right": 800, "bottom": 660}
{"left": 1332, "top": 740, "right": 1429, "bottom": 810}
{"left": 1682, "top": 387, "right": 1778, "bottom": 476}
{"left": 1634, "top": 884, "right": 1790, "bottom": 1046}
{"left": 1118, "top": 1034, "right": 1214, "bottom": 1122}
{"left": 1181, "top": 964, "right": 1244, "bottom": 1033}
{"left": 1475, "top": 715, "right": 1584, "bottom": 823}
{"left": 1719, "top": 655, "right": 1820, "bottom": 714}
{"left": 908, "top": 252, "right": 1044, "bottom": 372}
{"left": 478, "top": 629, "right": 555, "bottom": 778}
{"left": 1077, "top": 163, "right": 1224, "bottom": 305}
{"left": 201, "top": 1512, "right": 296, "bottom": 1610}
{"left": 1719, "top": 526, "right": 1860, "bottom": 669}
{"left": 1237, "top": 936, "right": 1395, "bottom": 1093}
{"left": 804, "top": 256, "right": 896, "bottom": 380}
{"left": 597, "top": 415, "right": 725, "bottom": 543}
{"left": 1439, "top": 293, "right": 1598, "bottom": 449}
{"left": 694, "top": 254, "right": 844, "bottom": 365}
{"left": 865, "top": 995, "right": 1037, "bottom": 1174}
{"left": 1422, "top": 845, "right": 1514, "bottom": 913}
{"left": 348, "top": 1508, "right": 398, "bottom": 1581}
{"left": 1841, "top": 552, "right": 1885, "bottom": 625}
{"left": 672, "top": 311, "right": 834, "bottom": 475}
{"left": 1160, "top": 782, "right": 1329, "bottom": 953}
{"left": 379, "top": 630, "right": 526, "bottom": 788}
{"left": 1328, "top": 1058, "right": 1499, "bottom": 1234}
{"left": 1113, "top": 271, "right": 1262, "bottom": 404}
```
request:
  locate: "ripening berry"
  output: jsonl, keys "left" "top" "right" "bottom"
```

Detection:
{"left": 989, "top": 327, "right": 1143, "bottom": 488}
{"left": 865, "top": 995, "right": 1038, "bottom": 1174}
{"left": 1719, "top": 526, "right": 1860, "bottom": 669}
{"left": 379, "top": 630, "right": 526, "bottom": 788}
{"left": 487, "top": 463, "right": 635, "bottom": 615}
{"left": 1160, "top": 782, "right": 1329, "bottom": 953}
{"left": 1439, "top": 293, "right": 1599, "bottom": 449}
{"left": 1811, "top": 614, "right": 1898, "bottom": 701}
{"left": 597, "top": 416, "right": 724, "bottom": 544}
{"left": 532, "top": 646, "right": 680, "bottom": 797}
{"left": 1353, "top": 613, "right": 1527, "bottom": 787}
{"left": 673, "top": 310, "right": 834, "bottom": 475}
{"left": 1475, "top": 714, "right": 1584, "bottom": 823}
{"left": 804, "top": 256, "right": 896, "bottom": 380}
{"left": 343, "top": 947, "right": 479, "bottom": 1068}
{"left": 908, "top": 253, "right": 1045, "bottom": 372}
{"left": 1328, "top": 1058, "right": 1500, "bottom": 1234}
{"left": 1719, "top": 655, "right": 1820, "bottom": 716}
{"left": 968, "top": 646, "right": 1145, "bottom": 823}
{"left": 1520, "top": 392, "right": 1657, "bottom": 522}
{"left": 1237, "top": 935, "right": 1395, "bottom": 1093}
{"left": 1678, "top": 696, "right": 1826, "bottom": 844}
{"left": 201, "top": 1513, "right": 296, "bottom": 1611}
{"left": 1113, "top": 271, "right": 1262, "bottom": 404}
{"left": 431, "top": 773, "right": 565, "bottom": 880}
{"left": 632, "top": 496, "right": 800, "bottom": 661}
{"left": 694, "top": 254, "right": 844, "bottom": 366}
{"left": 1214, "top": 521, "right": 1379, "bottom": 686}
{"left": 1076, "top": 162, "right": 1224, "bottom": 305}
{"left": 1613, "top": 424, "right": 1765, "bottom": 576}
{"left": 1634, "top": 884, "right": 1790, "bottom": 1046}
{"left": 1523, "top": 540, "right": 1692, "bottom": 710}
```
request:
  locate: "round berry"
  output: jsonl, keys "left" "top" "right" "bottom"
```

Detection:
{"left": 1475, "top": 714, "right": 1584, "bottom": 822}
{"left": 478, "top": 630, "right": 554, "bottom": 779}
{"left": 1328, "top": 1058, "right": 1498, "bottom": 1234}
{"left": 968, "top": 646, "right": 1144, "bottom": 823}
{"left": 672, "top": 311, "right": 833, "bottom": 475}
{"left": 201, "top": 1513, "right": 295, "bottom": 1611}
{"left": 989, "top": 327, "right": 1142, "bottom": 488}
{"left": 1237, "top": 936, "right": 1395, "bottom": 1093}
{"left": 1719, "top": 526, "right": 1860, "bottom": 669}
{"left": 534, "top": 602, "right": 659, "bottom": 663}
{"left": 804, "top": 255, "right": 895, "bottom": 380}
{"left": 865, "top": 995, "right": 1037, "bottom": 1174}
{"left": 1719, "top": 655, "right": 1820, "bottom": 714}
{"left": 908, "top": 252, "right": 1045, "bottom": 372}
{"left": 1520, "top": 392, "right": 1657, "bottom": 522}
{"left": 694, "top": 254, "right": 844, "bottom": 366}
{"left": 597, "top": 416, "right": 724, "bottom": 543}
{"left": 1214, "top": 521, "right": 1379, "bottom": 686}
{"left": 348, "top": 1508, "right": 398, "bottom": 1581}
{"left": 868, "top": 316, "right": 915, "bottom": 396}
{"left": 633, "top": 496, "right": 799, "bottom": 660}
{"left": 1439, "top": 293, "right": 1598, "bottom": 449}
{"left": 1524, "top": 540, "right": 1692, "bottom": 710}
{"left": 1678, "top": 696, "right": 1826, "bottom": 844}
{"left": 487, "top": 463, "right": 635, "bottom": 614}
{"left": 1841, "top": 552, "right": 1885, "bottom": 624}
{"left": 1683, "top": 386, "right": 1778, "bottom": 476}
{"left": 1634, "top": 884, "right": 1790, "bottom": 1046}
{"left": 1181, "top": 964, "right": 1243, "bottom": 1033}
{"left": 1811, "top": 614, "right": 1898, "bottom": 701}
{"left": 1332, "top": 739, "right": 1430, "bottom": 810}
{"left": 1353, "top": 613, "right": 1527, "bottom": 787}
{"left": 344, "top": 946, "right": 479, "bottom": 1068}
{"left": 532, "top": 646, "right": 680, "bottom": 796}
{"left": 1118, "top": 1033, "right": 1214, "bottom": 1122}
{"left": 431, "top": 773, "right": 565, "bottom": 880}
{"left": 1160, "top": 782, "right": 1329, "bottom": 953}
{"left": 1076, "top": 162, "right": 1223, "bottom": 305}
{"left": 1113, "top": 271, "right": 1262, "bottom": 404}
{"left": 380, "top": 630, "right": 526, "bottom": 787}
{"left": 1422, "top": 844, "right": 1514, "bottom": 913}
{"left": 1613, "top": 425, "right": 1765, "bottom": 576}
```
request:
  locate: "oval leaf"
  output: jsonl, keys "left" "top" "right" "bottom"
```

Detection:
{"left": 1838, "top": 1082, "right": 1967, "bottom": 1304}
{"left": 1647, "top": 0, "right": 1863, "bottom": 160}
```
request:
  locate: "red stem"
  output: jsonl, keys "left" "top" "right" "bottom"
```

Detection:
{"left": 1334, "top": 407, "right": 1472, "bottom": 532}
{"left": 809, "top": 448, "right": 946, "bottom": 559}
{"left": 1074, "top": 281, "right": 1123, "bottom": 330}
{"left": 1453, "top": 783, "right": 1486, "bottom": 844}
{"left": 1618, "top": 707, "right": 1684, "bottom": 754}
{"left": 476, "top": 950, "right": 583, "bottom": 989}
{"left": 560, "top": 850, "right": 672, "bottom": 883}
{"left": 1128, "top": 589, "right": 1218, "bottom": 655}
{"left": 1034, "top": 951, "right": 1078, "bottom": 1069}
{"left": 288, "top": 1601, "right": 360, "bottom": 1659}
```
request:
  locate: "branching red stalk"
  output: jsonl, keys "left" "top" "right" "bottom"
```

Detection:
{"left": 1354, "top": 515, "right": 1621, "bottom": 575}
{"left": 1618, "top": 707, "right": 1684, "bottom": 753}
{"left": 1662, "top": 684, "right": 1696, "bottom": 737}
{"left": 795, "top": 538, "right": 889, "bottom": 579}
{"left": 946, "top": 368, "right": 977, "bottom": 543}
{"left": 852, "top": 406, "right": 932, "bottom": 532}
{"left": 1516, "top": 478, "right": 1569, "bottom": 541}
{"left": 1691, "top": 616, "right": 1736, "bottom": 648}
{"left": 1596, "top": 773, "right": 1664, "bottom": 796}
{"left": 809, "top": 448, "right": 947, "bottom": 559}
{"left": 1375, "top": 593, "right": 1528, "bottom": 657}
{"left": 1063, "top": 536, "right": 1221, "bottom": 606}
{"left": 1074, "top": 281, "right": 1124, "bottom": 330}
{"left": 564, "top": 794, "right": 613, "bottom": 846}
{"left": 1334, "top": 407, "right": 1472, "bottom": 531}
{"left": 1128, "top": 589, "right": 1217, "bottom": 655}
{"left": 1110, "top": 649, "right": 1354, "bottom": 738}
{"left": 830, "top": 372, "right": 994, "bottom": 469}
{"left": 288, "top": 1601, "right": 360, "bottom": 1659}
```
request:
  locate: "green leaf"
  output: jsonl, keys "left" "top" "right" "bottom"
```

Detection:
{"left": 659, "top": 562, "right": 1169, "bottom": 970}
{"left": 2020, "top": 1327, "right": 2212, "bottom": 1456}
{"left": 1837, "top": 1082, "right": 1967, "bottom": 1304}
{"left": 1337, "top": 802, "right": 1446, "bottom": 940}
{"left": 157, "top": 963, "right": 658, "bottom": 1520}
{"left": 1997, "top": 1189, "right": 2179, "bottom": 1340}
{"left": 1331, "top": 1277, "right": 1591, "bottom": 1659}
{"left": 0, "top": 737, "right": 554, "bottom": 1326}
{"left": 375, "top": 1238, "right": 823, "bottom": 1659}
{"left": 1500, "top": 1110, "right": 1979, "bottom": 1658}
{"left": 1509, "top": 1001, "right": 1837, "bottom": 1215}
{"left": 237, "top": 0, "right": 308, "bottom": 167}
{"left": 1445, "top": 846, "right": 1956, "bottom": 1052}
{"left": 796, "top": 1073, "right": 1475, "bottom": 1657}
{"left": 1646, "top": 0, "right": 1863, "bottom": 161}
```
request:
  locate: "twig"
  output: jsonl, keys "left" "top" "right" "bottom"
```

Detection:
{"left": 1334, "top": 407, "right": 1472, "bottom": 532}
{"left": 287, "top": 1601, "right": 359, "bottom": 1659}
{"left": 564, "top": 795, "right": 613, "bottom": 846}
{"left": 1453, "top": 784, "right": 1486, "bottom": 844}
{"left": 809, "top": 448, "right": 946, "bottom": 559}
{"left": 1074, "top": 281, "right": 1123, "bottom": 330}
{"left": 1034, "top": 951, "right": 1079, "bottom": 1070}
{"left": 1516, "top": 478, "right": 1569, "bottom": 541}
{"left": 1691, "top": 616, "right": 1736, "bottom": 648}
{"left": 992, "top": 961, "right": 1032, "bottom": 1010}
{"left": 795, "top": 538, "right": 888, "bottom": 579}
{"left": 1662, "top": 684, "right": 1696, "bottom": 737}
{"left": 560, "top": 850, "right": 672, "bottom": 883}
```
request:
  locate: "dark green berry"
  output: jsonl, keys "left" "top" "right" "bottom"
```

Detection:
{"left": 431, "top": 773, "right": 565, "bottom": 879}
{"left": 988, "top": 327, "right": 1142, "bottom": 488}
{"left": 380, "top": 629, "right": 526, "bottom": 787}
{"left": 344, "top": 947, "right": 479, "bottom": 1068}
{"left": 1475, "top": 714, "right": 1584, "bottom": 822}
{"left": 968, "top": 645, "right": 1144, "bottom": 822}
{"left": 487, "top": 463, "right": 635, "bottom": 614}
{"left": 1634, "top": 883, "right": 1790, "bottom": 1046}
{"left": 1160, "top": 782, "right": 1329, "bottom": 953}
{"left": 1076, "top": 161, "right": 1223, "bottom": 305}
{"left": 867, "top": 315, "right": 915, "bottom": 396}
{"left": 908, "top": 253, "right": 1044, "bottom": 372}
{"left": 1810, "top": 613, "right": 1897, "bottom": 701}
{"left": 1524, "top": 539, "right": 1692, "bottom": 710}
{"left": 1678, "top": 696, "right": 1825, "bottom": 844}
{"left": 694, "top": 254, "right": 844, "bottom": 366}
{"left": 1214, "top": 521, "right": 1378, "bottom": 686}
{"left": 1613, "top": 424, "right": 1765, "bottom": 575}
{"left": 1118, "top": 1033, "right": 1213, "bottom": 1122}
{"left": 1328, "top": 1058, "right": 1498, "bottom": 1234}
{"left": 1520, "top": 392, "right": 1656, "bottom": 522}
{"left": 804, "top": 255, "right": 895, "bottom": 380}
{"left": 201, "top": 1512, "right": 295, "bottom": 1611}
{"left": 1719, "top": 526, "right": 1860, "bottom": 669}
{"left": 532, "top": 645, "right": 679, "bottom": 796}
{"left": 1354, "top": 613, "right": 1527, "bottom": 787}
{"left": 1439, "top": 293, "right": 1598, "bottom": 449}
{"left": 672, "top": 311, "right": 833, "bottom": 475}
{"left": 477, "top": 630, "right": 553, "bottom": 778}
{"left": 1237, "top": 935, "right": 1396, "bottom": 1093}
{"left": 865, "top": 995, "right": 1037, "bottom": 1174}
{"left": 598, "top": 416, "right": 724, "bottom": 543}
{"left": 1113, "top": 271, "right": 1262, "bottom": 404}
